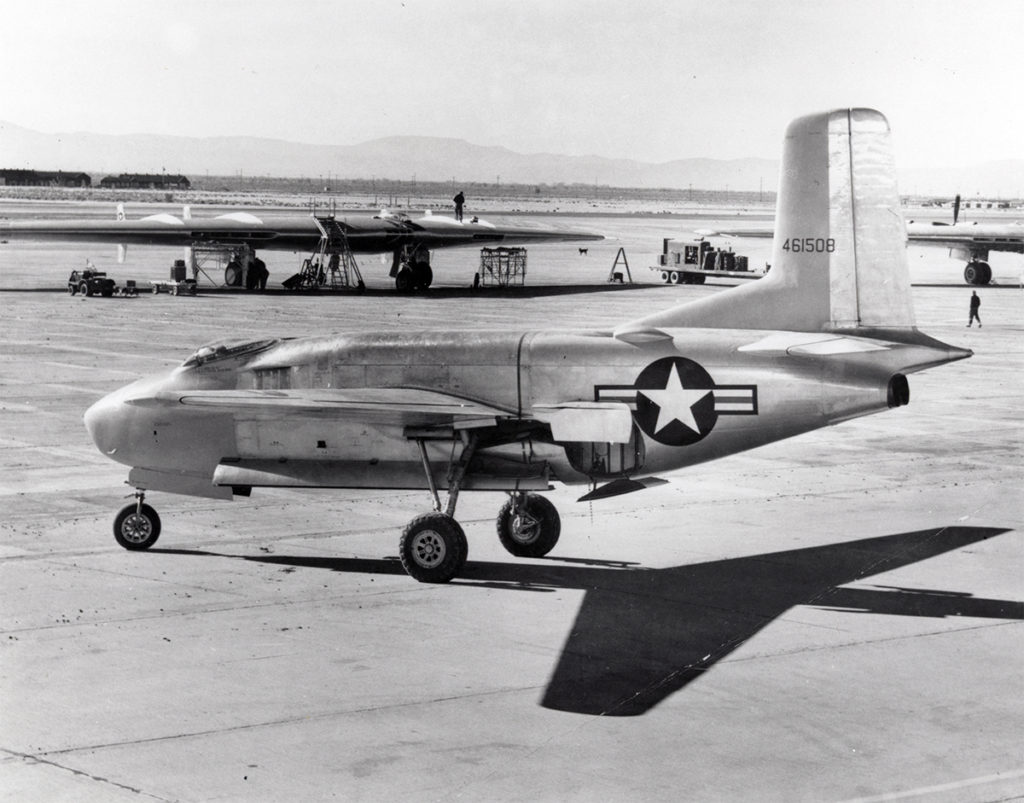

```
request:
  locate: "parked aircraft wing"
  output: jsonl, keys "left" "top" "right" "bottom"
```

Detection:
{"left": 904, "top": 221, "right": 1024, "bottom": 253}
{"left": 0, "top": 209, "right": 602, "bottom": 253}
{"left": 705, "top": 221, "right": 1024, "bottom": 256}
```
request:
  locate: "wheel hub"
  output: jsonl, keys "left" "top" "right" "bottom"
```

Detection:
{"left": 120, "top": 514, "right": 152, "bottom": 544}
{"left": 411, "top": 530, "right": 446, "bottom": 567}
{"left": 511, "top": 513, "right": 540, "bottom": 544}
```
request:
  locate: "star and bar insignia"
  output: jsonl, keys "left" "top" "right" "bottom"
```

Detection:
{"left": 595, "top": 357, "right": 758, "bottom": 446}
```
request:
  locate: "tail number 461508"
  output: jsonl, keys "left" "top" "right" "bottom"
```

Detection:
{"left": 782, "top": 237, "right": 835, "bottom": 253}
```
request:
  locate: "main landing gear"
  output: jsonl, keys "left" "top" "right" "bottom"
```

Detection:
{"left": 964, "top": 260, "right": 992, "bottom": 286}
{"left": 398, "top": 491, "right": 561, "bottom": 584}
{"left": 392, "top": 245, "right": 433, "bottom": 292}
{"left": 400, "top": 435, "right": 561, "bottom": 583}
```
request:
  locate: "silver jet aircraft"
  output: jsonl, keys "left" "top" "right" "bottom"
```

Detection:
{"left": 84, "top": 108, "right": 971, "bottom": 583}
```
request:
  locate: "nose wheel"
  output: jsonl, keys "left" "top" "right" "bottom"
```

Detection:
{"left": 113, "top": 492, "right": 161, "bottom": 550}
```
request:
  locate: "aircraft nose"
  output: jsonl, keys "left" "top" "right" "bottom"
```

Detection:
{"left": 84, "top": 390, "right": 125, "bottom": 458}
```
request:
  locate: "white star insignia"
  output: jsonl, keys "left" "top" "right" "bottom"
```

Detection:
{"left": 639, "top": 363, "right": 711, "bottom": 435}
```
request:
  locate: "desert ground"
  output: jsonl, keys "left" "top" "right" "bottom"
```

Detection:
{"left": 1, "top": 199, "right": 1021, "bottom": 801}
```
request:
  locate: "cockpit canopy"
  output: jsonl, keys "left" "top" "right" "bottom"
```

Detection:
{"left": 182, "top": 338, "right": 278, "bottom": 367}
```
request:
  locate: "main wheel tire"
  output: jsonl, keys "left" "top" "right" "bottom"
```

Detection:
{"left": 113, "top": 503, "right": 161, "bottom": 551}
{"left": 399, "top": 513, "right": 467, "bottom": 583}
{"left": 978, "top": 262, "right": 992, "bottom": 285}
{"left": 497, "top": 494, "right": 561, "bottom": 558}
{"left": 395, "top": 269, "right": 414, "bottom": 293}
{"left": 413, "top": 262, "right": 433, "bottom": 290}
{"left": 964, "top": 263, "right": 981, "bottom": 284}
{"left": 224, "top": 262, "right": 243, "bottom": 286}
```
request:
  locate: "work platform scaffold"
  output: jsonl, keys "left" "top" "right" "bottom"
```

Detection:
{"left": 477, "top": 247, "right": 527, "bottom": 287}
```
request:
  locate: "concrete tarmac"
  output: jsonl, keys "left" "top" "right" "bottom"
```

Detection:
{"left": 1, "top": 221, "right": 1022, "bottom": 801}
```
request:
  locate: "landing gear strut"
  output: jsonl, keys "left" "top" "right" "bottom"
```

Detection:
{"left": 113, "top": 491, "right": 161, "bottom": 550}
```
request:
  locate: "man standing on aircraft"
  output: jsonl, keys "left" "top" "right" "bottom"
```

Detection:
{"left": 453, "top": 191, "right": 465, "bottom": 221}
{"left": 968, "top": 291, "right": 982, "bottom": 327}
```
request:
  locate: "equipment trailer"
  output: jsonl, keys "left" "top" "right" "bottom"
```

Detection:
{"left": 651, "top": 238, "right": 763, "bottom": 284}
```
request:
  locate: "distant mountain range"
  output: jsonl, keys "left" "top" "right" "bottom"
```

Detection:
{"left": 1, "top": 121, "right": 1021, "bottom": 197}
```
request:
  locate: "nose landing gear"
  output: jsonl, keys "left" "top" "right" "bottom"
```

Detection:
{"left": 113, "top": 491, "right": 161, "bottom": 550}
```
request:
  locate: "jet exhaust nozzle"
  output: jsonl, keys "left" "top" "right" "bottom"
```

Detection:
{"left": 887, "top": 374, "right": 910, "bottom": 408}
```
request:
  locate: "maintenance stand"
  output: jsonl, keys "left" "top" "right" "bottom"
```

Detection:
{"left": 477, "top": 247, "right": 527, "bottom": 287}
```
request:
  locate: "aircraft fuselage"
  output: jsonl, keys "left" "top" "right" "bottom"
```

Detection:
{"left": 85, "top": 327, "right": 923, "bottom": 502}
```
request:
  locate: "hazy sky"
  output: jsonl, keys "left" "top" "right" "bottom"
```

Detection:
{"left": 2, "top": 0, "right": 1020, "bottom": 168}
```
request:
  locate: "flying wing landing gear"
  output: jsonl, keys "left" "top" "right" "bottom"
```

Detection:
{"left": 391, "top": 245, "right": 433, "bottom": 292}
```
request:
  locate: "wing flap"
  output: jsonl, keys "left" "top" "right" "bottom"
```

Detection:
{"left": 532, "top": 402, "right": 634, "bottom": 443}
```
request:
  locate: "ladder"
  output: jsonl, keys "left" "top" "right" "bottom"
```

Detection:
{"left": 306, "top": 216, "right": 365, "bottom": 290}
{"left": 607, "top": 247, "right": 633, "bottom": 284}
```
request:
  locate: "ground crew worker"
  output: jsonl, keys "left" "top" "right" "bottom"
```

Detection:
{"left": 248, "top": 256, "right": 269, "bottom": 290}
{"left": 453, "top": 191, "right": 465, "bottom": 221}
{"left": 967, "top": 290, "right": 981, "bottom": 327}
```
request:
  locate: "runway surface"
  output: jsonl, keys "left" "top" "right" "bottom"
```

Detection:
{"left": 1, "top": 210, "right": 1022, "bottom": 801}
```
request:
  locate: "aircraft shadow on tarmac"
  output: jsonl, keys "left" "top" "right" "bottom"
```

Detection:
{"left": 154, "top": 525, "right": 1021, "bottom": 716}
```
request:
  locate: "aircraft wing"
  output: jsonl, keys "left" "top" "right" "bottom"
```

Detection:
{"left": 137, "top": 387, "right": 515, "bottom": 427}
{"left": 693, "top": 224, "right": 772, "bottom": 239}
{"left": 904, "top": 221, "right": 1024, "bottom": 254}
{"left": 691, "top": 221, "right": 1024, "bottom": 255}
{"left": 134, "top": 388, "right": 633, "bottom": 441}
{"left": 0, "top": 209, "right": 602, "bottom": 254}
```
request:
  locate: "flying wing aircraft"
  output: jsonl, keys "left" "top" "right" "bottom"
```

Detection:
{"left": 0, "top": 206, "right": 602, "bottom": 290}
{"left": 905, "top": 196, "right": 1023, "bottom": 285}
{"left": 83, "top": 108, "right": 972, "bottom": 584}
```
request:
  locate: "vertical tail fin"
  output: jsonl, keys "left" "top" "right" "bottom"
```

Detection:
{"left": 618, "top": 108, "right": 915, "bottom": 335}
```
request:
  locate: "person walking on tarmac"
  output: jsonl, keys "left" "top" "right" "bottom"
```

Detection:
{"left": 967, "top": 290, "right": 982, "bottom": 327}
{"left": 453, "top": 191, "right": 465, "bottom": 222}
